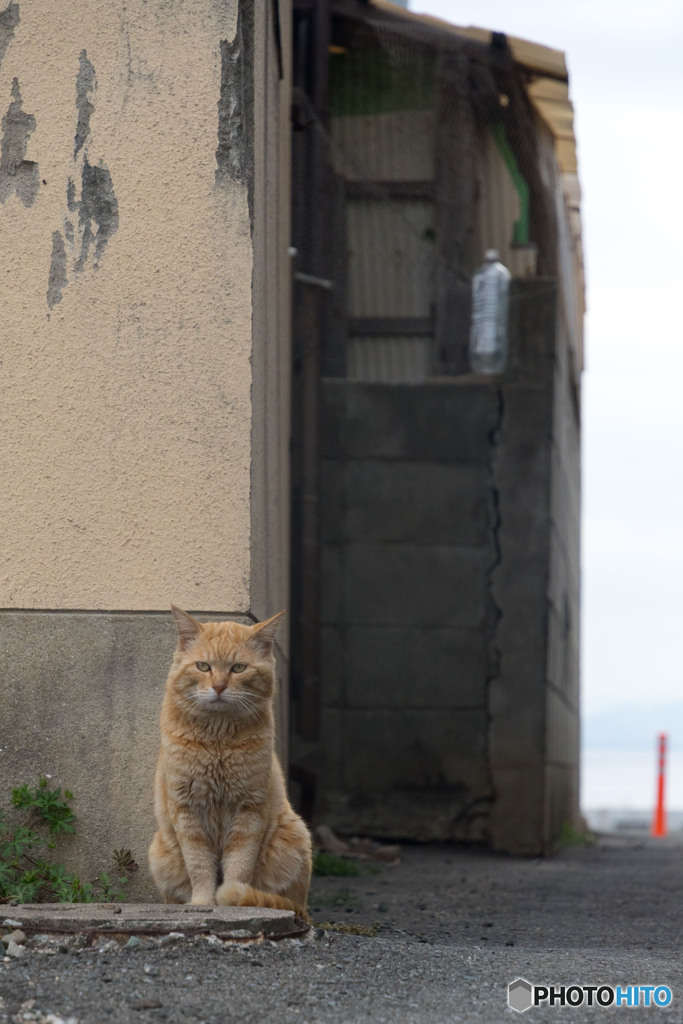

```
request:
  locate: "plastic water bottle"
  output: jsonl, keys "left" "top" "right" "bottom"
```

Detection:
{"left": 469, "top": 249, "right": 511, "bottom": 374}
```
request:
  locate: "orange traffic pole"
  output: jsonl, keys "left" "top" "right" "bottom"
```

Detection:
{"left": 651, "top": 733, "right": 668, "bottom": 838}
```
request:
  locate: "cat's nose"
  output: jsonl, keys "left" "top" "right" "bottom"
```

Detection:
{"left": 212, "top": 680, "right": 228, "bottom": 694}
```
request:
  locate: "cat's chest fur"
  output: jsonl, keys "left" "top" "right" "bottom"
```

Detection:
{"left": 165, "top": 735, "right": 270, "bottom": 843}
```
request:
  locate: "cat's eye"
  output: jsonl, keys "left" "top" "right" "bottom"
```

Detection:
{"left": 231, "top": 663, "right": 247, "bottom": 674}
{"left": 195, "top": 661, "right": 211, "bottom": 673}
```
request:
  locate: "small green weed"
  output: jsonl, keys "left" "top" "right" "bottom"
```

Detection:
{"left": 113, "top": 848, "right": 139, "bottom": 874}
{"left": 0, "top": 777, "right": 128, "bottom": 904}
{"left": 560, "top": 821, "right": 595, "bottom": 848}
{"left": 312, "top": 850, "right": 361, "bottom": 877}
{"left": 11, "top": 779, "right": 76, "bottom": 835}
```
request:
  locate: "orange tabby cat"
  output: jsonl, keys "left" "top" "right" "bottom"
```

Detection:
{"left": 148, "top": 606, "right": 312, "bottom": 919}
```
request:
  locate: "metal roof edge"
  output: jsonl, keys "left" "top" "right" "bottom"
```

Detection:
{"left": 370, "top": 0, "right": 569, "bottom": 80}
{"left": 368, "top": 2, "right": 578, "bottom": 175}
{"left": 367, "top": 0, "right": 585, "bottom": 365}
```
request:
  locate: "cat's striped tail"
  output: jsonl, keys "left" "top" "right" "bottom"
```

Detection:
{"left": 217, "top": 880, "right": 310, "bottom": 923}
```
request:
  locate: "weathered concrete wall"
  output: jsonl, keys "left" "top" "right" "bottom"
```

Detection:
{"left": 0, "top": 613, "right": 178, "bottom": 896}
{"left": 488, "top": 281, "right": 557, "bottom": 854}
{"left": 305, "top": 281, "right": 581, "bottom": 854}
{"left": 543, "top": 307, "right": 581, "bottom": 846}
{"left": 302, "top": 381, "right": 498, "bottom": 841}
{"left": 313, "top": 382, "right": 498, "bottom": 841}
{"left": 0, "top": 0, "right": 291, "bottom": 895}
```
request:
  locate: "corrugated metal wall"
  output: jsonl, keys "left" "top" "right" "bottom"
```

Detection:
{"left": 347, "top": 335, "right": 430, "bottom": 382}
{"left": 330, "top": 110, "right": 436, "bottom": 181}
{"left": 324, "top": 26, "right": 582, "bottom": 383}
{"left": 331, "top": 110, "right": 530, "bottom": 381}
{"left": 346, "top": 199, "right": 436, "bottom": 319}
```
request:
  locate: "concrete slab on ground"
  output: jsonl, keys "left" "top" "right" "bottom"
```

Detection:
{"left": 4, "top": 903, "right": 303, "bottom": 939}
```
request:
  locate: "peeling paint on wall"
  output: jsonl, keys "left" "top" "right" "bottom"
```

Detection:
{"left": 216, "top": 0, "right": 253, "bottom": 213}
{"left": 66, "top": 176, "right": 77, "bottom": 212}
{"left": 72, "top": 50, "right": 119, "bottom": 272}
{"left": 46, "top": 55, "right": 119, "bottom": 305}
{"left": 47, "top": 230, "right": 67, "bottom": 308}
{"left": 74, "top": 49, "right": 95, "bottom": 160}
{"left": 75, "top": 158, "right": 119, "bottom": 271}
{"left": 51, "top": 160, "right": 120, "bottom": 300}
{"left": 0, "top": 78, "right": 39, "bottom": 206}
{"left": 0, "top": 1, "right": 19, "bottom": 69}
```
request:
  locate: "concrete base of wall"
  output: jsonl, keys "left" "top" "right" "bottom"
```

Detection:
{"left": 0, "top": 612, "right": 176, "bottom": 899}
{"left": 317, "top": 789, "right": 492, "bottom": 843}
{"left": 0, "top": 610, "right": 288, "bottom": 898}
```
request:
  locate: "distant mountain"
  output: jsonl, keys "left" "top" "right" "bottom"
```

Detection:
{"left": 582, "top": 703, "right": 683, "bottom": 751}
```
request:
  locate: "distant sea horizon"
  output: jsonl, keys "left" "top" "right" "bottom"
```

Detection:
{"left": 581, "top": 701, "right": 683, "bottom": 813}
{"left": 582, "top": 701, "right": 683, "bottom": 753}
{"left": 581, "top": 748, "right": 683, "bottom": 812}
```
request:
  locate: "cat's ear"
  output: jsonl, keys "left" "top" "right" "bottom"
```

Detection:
{"left": 249, "top": 611, "right": 285, "bottom": 655}
{"left": 171, "top": 605, "right": 203, "bottom": 651}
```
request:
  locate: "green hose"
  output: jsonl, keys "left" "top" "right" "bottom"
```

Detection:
{"left": 491, "top": 123, "right": 530, "bottom": 245}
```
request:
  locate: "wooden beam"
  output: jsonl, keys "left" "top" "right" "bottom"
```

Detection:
{"left": 312, "top": 0, "right": 331, "bottom": 115}
{"left": 348, "top": 316, "right": 433, "bottom": 336}
{"left": 345, "top": 180, "right": 436, "bottom": 201}
{"left": 271, "top": 0, "right": 284, "bottom": 79}
{"left": 293, "top": 279, "right": 323, "bottom": 742}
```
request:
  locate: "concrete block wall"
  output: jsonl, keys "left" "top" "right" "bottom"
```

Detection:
{"left": 313, "top": 381, "right": 499, "bottom": 842}
{"left": 489, "top": 282, "right": 557, "bottom": 854}
{"left": 543, "top": 310, "right": 582, "bottom": 844}
{"left": 302, "top": 281, "right": 581, "bottom": 854}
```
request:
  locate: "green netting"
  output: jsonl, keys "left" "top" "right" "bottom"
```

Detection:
{"left": 329, "top": 47, "right": 436, "bottom": 117}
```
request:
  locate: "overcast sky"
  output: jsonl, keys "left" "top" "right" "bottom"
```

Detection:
{"left": 412, "top": 0, "right": 683, "bottom": 724}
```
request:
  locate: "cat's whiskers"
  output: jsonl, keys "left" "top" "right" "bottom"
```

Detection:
{"left": 181, "top": 685, "right": 266, "bottom": 726}
{"left": 226, "top": 691, "right": 267, "bottom": 725}
{"left": 183, "top": 689, "right": 208, "bottom": 707}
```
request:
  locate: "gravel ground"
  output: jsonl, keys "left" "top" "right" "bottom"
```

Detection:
{"left": 308, "top": 833, "right": 682, "bottom": 952}
{"left": 1, "top": 834, "right": 681, "bottom": 1024}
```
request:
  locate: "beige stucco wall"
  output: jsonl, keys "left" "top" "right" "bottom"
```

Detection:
{"left": 0, "top": 0, "right": 255, "bottom": 612}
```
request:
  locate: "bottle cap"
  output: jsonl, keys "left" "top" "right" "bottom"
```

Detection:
{"left": 484, "top": 249, "right": 500, "bottom": 261}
